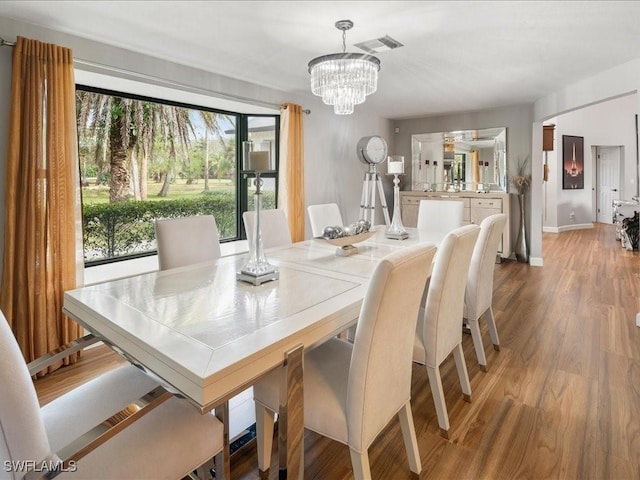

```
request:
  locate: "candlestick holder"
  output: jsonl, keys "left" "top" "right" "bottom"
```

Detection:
{"left": 237, "top": 143, "right": 279, "bottom": 286}
{"left": 386, "top": 156, "right": 409, "bottom": 240}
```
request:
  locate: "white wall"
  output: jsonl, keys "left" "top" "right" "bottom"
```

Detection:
{"left": 304, "top": 107, "right": 392, "bottom": 230}
{"left": 543, "top": 94, "right": 637, "bottom": 230}
{"left": 534, "top": 58, "right": 640, "bottom": 121}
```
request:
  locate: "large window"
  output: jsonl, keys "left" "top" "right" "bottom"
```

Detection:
{"left": 76, "top": 86, "right": 278, "bottom": 265}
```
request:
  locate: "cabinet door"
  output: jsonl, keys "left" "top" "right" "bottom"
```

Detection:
{"left": 470, "top": 198, "right": 503, "bottom": 252}
{"left": 401, "top": 197, "right": 420, "bottom": 227}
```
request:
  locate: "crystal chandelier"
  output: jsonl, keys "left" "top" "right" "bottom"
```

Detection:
{"left": 308, "top": 20, "right": 381, "bottom": 115}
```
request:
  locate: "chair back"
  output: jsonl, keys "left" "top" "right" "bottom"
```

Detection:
{"left": 416, "top": 200, "right": 464, "bottom": 234}
{"left": 420, "top": 224, "right": 480, "bottom": 367}
{"left": 155, "top": 215, "right": 221, "bottom": 270}
{"left": 243, "top": 209, "right": 292, "bottom": 249}
{"left": 308, "top": 203, "right": 343, "bottom": 238}
{"left": 347, "top": 243, "right": 437, "bottom": 451}
{"left": 0, "top": 312, "right": 52, "bottom": 478}
{"left": 465, "top": 214, "right": 508, "bottom": 320}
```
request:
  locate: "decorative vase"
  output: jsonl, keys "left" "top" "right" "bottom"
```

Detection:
{"left": 515, "top": 193, "right": 528, "bottom": 263}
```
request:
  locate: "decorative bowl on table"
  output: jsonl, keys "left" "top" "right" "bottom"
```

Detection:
{"left": 323, "top": 230, "right": 376, "bottom": 256}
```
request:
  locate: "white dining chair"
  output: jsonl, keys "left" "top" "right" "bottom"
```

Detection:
{"left": 243, "top": 208, "right": 292, "bottom": 249}
{"left": 253, "top": 243, "right": 437, "bottom": 479}
{"left": 0, "top": 311, "right": 223, "bottom": 479}
{"left": 464, "top": 213, "right": 508, "bottom": 371}
{"left": 307, "top": 203, "right": 343, "bottom": 237}
{"left": 154, "top": 215, "right": 221, "bottom": 270}
{"left": 413, "top": 224, "right": 480, "bottom": 439}
{"left": 416, "top": 199, "right": 464, "bottom": 236}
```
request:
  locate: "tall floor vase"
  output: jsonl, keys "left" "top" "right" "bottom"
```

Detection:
{"left": 515, "top": 193, "right": 528, "bottom": 263}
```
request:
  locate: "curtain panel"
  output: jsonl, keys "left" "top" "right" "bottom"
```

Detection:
{"left": 0, "top": 36, "right": 84, "bottom": 374}
{"left": 278, "top": 103, "right": 305, "bottom": 242}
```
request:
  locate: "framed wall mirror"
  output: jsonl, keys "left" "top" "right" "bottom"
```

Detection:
{"left": 411, "top": 127, "right": 507, "bottom": 192}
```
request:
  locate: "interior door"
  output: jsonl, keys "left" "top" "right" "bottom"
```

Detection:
{"left": 596, "top": 146, "right": 621, "bottom": 224}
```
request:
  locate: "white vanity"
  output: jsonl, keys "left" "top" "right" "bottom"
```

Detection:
{"left": 400, "top": 191, "right": 511, "bottom": 258}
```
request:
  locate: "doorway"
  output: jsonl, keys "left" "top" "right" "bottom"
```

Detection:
{"left": 595, "top": 146, "right": 622, "bottom": 224}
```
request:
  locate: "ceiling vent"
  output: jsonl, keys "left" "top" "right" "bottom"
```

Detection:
{"left": 354, "top": 35, "right": 403, "bottom": 54}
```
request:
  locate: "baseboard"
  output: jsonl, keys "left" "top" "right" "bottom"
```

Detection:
{"left": 558, "top": 223, "right": 594, "bottom": 232}
{"left": 529, "top": 257, "right": 543, "bottom": 267}
{"left": 229, "top": 423, "right": 256, "bottom": 455}
{"left": 543, "top": 226, "right": 560, "bottom": 233}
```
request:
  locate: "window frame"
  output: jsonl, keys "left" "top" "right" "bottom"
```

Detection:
{"left": 76, "top": 84, "right": 279, "bottom": 267}
{"left": 237, "top": 114, "right": 281, "bottom": 239}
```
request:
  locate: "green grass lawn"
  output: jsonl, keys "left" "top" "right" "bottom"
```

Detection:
{"left": 82, "top": 178, "right": 235, "bottom": 204}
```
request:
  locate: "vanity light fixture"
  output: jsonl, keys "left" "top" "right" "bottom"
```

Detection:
{"left": 308, "top": 20, "right": 380, "bottom": 115}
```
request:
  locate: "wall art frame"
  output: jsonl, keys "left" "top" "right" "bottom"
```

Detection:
{"left": 562, "top": 135, "right": 584, "bottom": 190}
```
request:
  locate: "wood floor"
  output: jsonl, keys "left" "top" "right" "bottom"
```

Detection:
{"left": 34, "top": 223, "right": 640, "bottom": 479}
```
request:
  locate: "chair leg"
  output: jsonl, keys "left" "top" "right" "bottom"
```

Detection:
{"left": 426, "top": 365, "right": 450, "bottom": 438}
{"left": 214, "top": 402, "right": 230, "bottom": 480}
{"left": 195, "top": 457, "right": 215, "bottom": 479}
{"left": 467, "top": 317, "right": 488, "bottom": 371}
{"left": 486, "top": 307, "right": 501, "bottom": 350}
{"left": 349, "top": 447, "right": 372, "bottom": 480}
{"left": 255, "top": 403, "right": 276, "bottom": 472}
{"left": 397, "top": 401, "right": 422, "bottom": 474}
{"left": 453, "top": 343, "right": 472, "bottom": 402}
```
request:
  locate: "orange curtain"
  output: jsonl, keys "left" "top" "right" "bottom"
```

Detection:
{"left": 278, "top": 103, "right": 305, "bottom": 242}
{"left": 471, "top": 150, "right": 480, "bottom": 189}
{"left": 0, "top": 36, "right": 83, "bottom": 374}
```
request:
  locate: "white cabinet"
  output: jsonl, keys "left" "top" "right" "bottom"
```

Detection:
{"left": 400, "top": 191, "right": 511, "bottom": 258}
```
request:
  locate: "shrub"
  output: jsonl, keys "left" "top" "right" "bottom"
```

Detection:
{"left": 83, "top": 192, "right": 233, "bottom": 263}
{"left": 82, "top": 190, "right": 276, "bottom": 264}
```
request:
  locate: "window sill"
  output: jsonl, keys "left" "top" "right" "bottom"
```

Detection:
{"left": 83, "top": 240, "right": 250, "bottom": 285}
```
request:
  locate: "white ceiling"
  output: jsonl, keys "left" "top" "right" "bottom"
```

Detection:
{"left": 1, "top": 1, "right": 640, "bottom": 119}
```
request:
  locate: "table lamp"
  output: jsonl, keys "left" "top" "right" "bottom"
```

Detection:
{"left": 386, "top": 155, "right": 409, "bottom": 240}
{"left": 237, "top": 142, "right": 279, "bottom": 285}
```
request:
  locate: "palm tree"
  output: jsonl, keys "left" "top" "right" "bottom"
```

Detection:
{"left": 215, "top": 141, "right": 236, "bottom": 180}
{"left": 77, "top": 91, "right": 197, "bottom": 201}
{"left": 77, "top": 92, "right": 133, "bottom": 202}
{"left": 156, "top": 104, "right": 194, "bottom": 197}
{"left": 200, "top": 111, "right": 228, "bottom": 191}
{"left": 76, "top": 91, "right": 112, "bottom": 186}
{"left": 76, "top": 89, "right": 238, "bottom": 202}
{"left": 108, "top": 97, "right": 133, "bottom": 202}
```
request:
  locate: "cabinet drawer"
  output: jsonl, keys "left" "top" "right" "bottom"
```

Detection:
{"left": 471, "top": 198, "right": 502, "bottom": 210}
{"left": 401, "top": 196, "right": 422, "bottom": 206}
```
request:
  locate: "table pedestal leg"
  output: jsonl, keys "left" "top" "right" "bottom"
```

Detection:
{"left": 278, "top": 345, "right": 304, "bottom": 480}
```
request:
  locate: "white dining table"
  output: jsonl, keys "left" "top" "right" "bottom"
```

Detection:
{"left": 62, "top": 225, "right": 436, "bottom": 479}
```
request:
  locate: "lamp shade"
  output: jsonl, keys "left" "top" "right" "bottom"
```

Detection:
{"left": 248, "top": 151, "right": 270, "bottom": 172}
{"left": 242, "top": 141, "right": 271, "bottom": 171}
{"left": 387, "top": 155, "right": 405, "bottom": 174}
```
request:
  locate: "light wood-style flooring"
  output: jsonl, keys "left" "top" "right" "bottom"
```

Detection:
{"left": 35, "top": 223, "right": 640, "bottom": 479}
